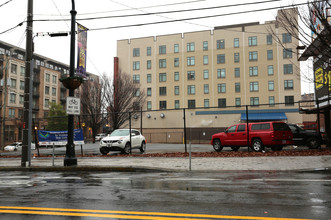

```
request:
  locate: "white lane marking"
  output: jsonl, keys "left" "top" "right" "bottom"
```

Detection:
{"left": 252, "top": 179, "right": 331, "bottom": 182}
{"left": 91, "top": 178, "right": 130, "bottom": 180}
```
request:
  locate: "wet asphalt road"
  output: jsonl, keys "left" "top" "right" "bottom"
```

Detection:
{"left": 0, "top": 170, "right": 330, "bottom": 219}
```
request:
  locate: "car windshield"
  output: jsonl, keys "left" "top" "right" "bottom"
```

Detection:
{"left": 110, "top": 130, "right": 130, "bottom": 137}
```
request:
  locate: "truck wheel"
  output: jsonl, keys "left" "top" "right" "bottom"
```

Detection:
{"left": 213, "top": 139, "right": 223, "bottom": 152}
{"left": 140, "top": 141, "right": 146, "bottom": 153}
{"left": 100, "top": 147, "right": 109, "bottom": 155}
{"left": 231, "top": 146, "right": 240, "bottom": 151}
{"left": 251, "top": 139, "right": 263, "bottom": 152}
{"left": 271, "top": 146, "right": 283, "bottom": 151}
{"left": 122, "top": 142, "right": 131, "bottom": 154}
{"left": 307, "top": 138, "right": 320, "bottom": 149}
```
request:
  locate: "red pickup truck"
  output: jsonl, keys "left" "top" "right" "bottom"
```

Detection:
{"left": 211, "top": 121, "right": 293, "bottom": 152}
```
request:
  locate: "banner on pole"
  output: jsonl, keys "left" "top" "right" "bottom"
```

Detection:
{"left": 38, "top": 128, "right": 84, "bottom": 146}
{"left": 76, "top": 23, "right": 88, "bottom": 78}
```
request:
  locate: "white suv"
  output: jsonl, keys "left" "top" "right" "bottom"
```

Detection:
{"left": 99, "top": 129, "right": 146, "bottom": 155}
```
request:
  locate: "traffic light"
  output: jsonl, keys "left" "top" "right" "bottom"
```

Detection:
{"left": 34, "top": 125, "right": 38, "bottom": 130}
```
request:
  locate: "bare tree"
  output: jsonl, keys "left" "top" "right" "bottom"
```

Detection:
{"left": 108, "top": 71, "right": 146, "bottom": 131}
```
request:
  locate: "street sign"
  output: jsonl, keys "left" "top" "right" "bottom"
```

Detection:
{"left": 66, "top": 97, "right": 80, "bottom": 115}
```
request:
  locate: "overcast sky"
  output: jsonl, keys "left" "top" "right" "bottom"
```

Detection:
{"left": 0, "top": 0, "right": 314, "bottom": 94}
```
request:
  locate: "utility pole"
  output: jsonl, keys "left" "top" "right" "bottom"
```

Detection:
{"left": 22, "top": 0, "right": 33, "bottom": 167}
{"left": 1, "top": 51, "right": 11, "bottom": 150}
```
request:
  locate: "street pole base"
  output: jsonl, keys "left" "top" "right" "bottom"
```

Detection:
{"left": 64, "top": 157, "right": 77, "bottom": 166}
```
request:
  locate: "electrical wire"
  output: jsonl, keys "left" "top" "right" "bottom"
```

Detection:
{"left": 0, "top": 22, "right": 23, "bottom": 35}
{"left": 0, "top": 0, "right": 13, "bottom": 8}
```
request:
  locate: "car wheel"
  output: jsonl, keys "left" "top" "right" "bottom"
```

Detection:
{"left": 307, "top": 138, "right": 320, "bottom": 149}
{"left": 213, "top": 139, "right": 223, "bottom": 152}
{"left": 231, "top": 146, "right": 240, "bottom": 151}
{"left": 251, "top": 139, "right": 263, "bottom": 152}
{"left": 140, "top": 141, "right": 146, "bottom": 153}
{"left": 100, "top": 147, "right": 109, "bottom": 155}
{"left": 122, "top": 142, "right": 131, "bottom": 154}
{"left": 271, "top": 146, "right": 283, "bottom": 151}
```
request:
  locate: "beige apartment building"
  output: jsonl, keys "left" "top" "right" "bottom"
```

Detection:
{"left": 117, "top": 9, "right": 302, "bottom": 136}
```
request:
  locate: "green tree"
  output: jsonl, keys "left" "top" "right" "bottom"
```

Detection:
{"left": 46, "top": 102, "right": 68, "bottom": 131}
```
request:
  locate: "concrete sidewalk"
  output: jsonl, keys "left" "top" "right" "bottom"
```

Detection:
{"left": 0, "top": 155, "right": 330, "bottom": 172}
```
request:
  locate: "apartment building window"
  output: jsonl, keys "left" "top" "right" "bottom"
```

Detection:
{"left": 159, "top": 45, "right": 166, "bottom": 54}
{"left": 45, "top": 73, "right": 50, "bottom": 82}
{"left": 250, "top": 97, "right": 259, "bottom": 106}
{"left": 250, "top": 82, "right": 259, "bottom": 92}
{"left": 235, "top": 82, "right": 240, "bottom": 93}
{"left": 249, "top": 51, "right": 258, "bottom": 61}
{"left": 204, "top": 99, "right": 209, "bottom": 108}
{"left": 175, "top": 100, "right": 180, "bottom": 109}
{"left": 134, "top": 88, "right": 140, "bottom": 97}
{"left": 10, "top": 78, "right": 16, "bottom": 88}
{"left": 188, "top": 100, "right": 196, "bottom": 109}
{"left": 147, "top": 88, "right": 151, "bottom": 96}
{"left": 147, "top": 47, "right": 151, "bottom": 56}
{"left": 159, "top": 87, "right": 167, "bottom": 96}
{"left": 248, "top": 36, "right": 257, "bottom": 46}
{"left": 203, "top": 41, "right": 208, "bottom": 51}
{"left": 267, "top": 50, "right": 273, "bottom": 60}
{"left": 235, "top": 98, "right": 241, "bottom": 107}
{"left": 147, "top": 74, "right": 152, "bottom": 83}
{"left": 9, "top": 109, "right": 15, "bottom": 118}
{"left": 217, "top": 54, "right": 225, "bottom": 64}
{"left": 147, "top": 101, "right": 152, "bottom": 110}
{"left": 52, "top": 75, "right": 57, "bottom": 84}
{"left": 187, "top": 71, "right": 195, "bottom": 80}
{"left": 174, "top": 44, "right": 179, "bottom": 53}
{"left": 187, "top": 56, "right": 195, "bottom": 66}
{"left": 45, "top": 86, "right": 50, "bottom": 95}
{"left": 133, "top": 61, "right": 140, "bottom": 70}
{"left": 285, "top": 96, "right": 294, "bottom": 106}
{"left": 45, "top": 99, "right": 49, "bottom": 108}
{"left": 133, "top": 74, "right": 140, "bottom": 83}
{"left": 174, "top": 86, "right": 179, "bottom": 95}
{"left": 269, "top": 96, "right": 275, "bottom": 106}
{"left": 218, "top": 98, "right": 226, "bottom": 108}
{"left": 235, "top": 68, "right": 240, "bottom": 78}
{"left": 268, "top": 65, "right": 274, "bottom": 75}
{"left": 283, "top": 64, "right": 293, "bottom": 74}
{"left": 133, "top": 48, "right": 140, "bottom": 57}
{"left": 217, "top": 68, "right": 226, "bottom": 78}
{"left": 10, "top": 93, "right": 16, "bottom": 104}
{"left": 174, "top": 72, "right": 179, "bottom": 81}
{"left": 52, "top": 87, "right": 56, "bottom": 96}
{"left": 204, "top": 84, "right": 209, "bottom": 94}
{"left": 159, "top": 101, "right": 167, "bottom": 109}
{"left": 19, "top": 109, "right": 23, "bottom": 118}
{"left": 187, "top": 85, "right": 195, "bottom": 95}
{"left": 218, "top": 83, "right": 226, "bottom": 93}
{"left": 282, "top": 33, "right": 292, "bottom": 43}
{"left": 203, "top": 70, "right": 209, "bottom": 79}
{"left": 11, "top": 64, "right": 17, "bottom": 74}
{"left": 249, "top": 66, "right": 258, "bottom": 76}
{"left": 187, "top": 42, "right": 195, "bottom": 52}
{"left": 284, "top": 80, "right": 294, "bottom": 90}
{"left": 268, "top": 81, "right": 274, "bottom": 91}
{"left": 147, "top": 60, "right": 151, "bottom": 69}
{"left": 234, "top": 53, "right": 240, "bottom": 63}
{"left": 234, "top": 38, "right": 239, "bottom": 48}
{"left": 20, "top": 66, "right": 25, "bottom": 76}
{"left": 159, "top": 73, "right": 166, "bottom": 82}
{"left": 203, "top": 55, "right": 208, "bottom": 65}
{"left": 267, "top": 34, "right": 272, "bottom": 45}
{"left": 283, "top": 48, "right": 293, "bottom": 58}
{"left": 19, "top": 95, "right": 24, "bottom": 104}
{"left": 174, "top": 58, "right": 179, "bottom": 67}
{"left": 216, "top": 39, "right": 225, "bottom": 49}
{"left": 159, "top": 59, "right": 166, "bottom": 68}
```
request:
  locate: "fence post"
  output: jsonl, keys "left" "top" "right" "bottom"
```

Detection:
{"left": 129, "top": 112, "right": 132, "bottom": 154}
{"left": 140, "top": 107, "right": 143, "bottom": 135}
{"left": 183, "top": 108, "right": 187, "bottom": 153}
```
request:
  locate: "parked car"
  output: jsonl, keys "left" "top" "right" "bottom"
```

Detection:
{"left": 288, "top": 123, "right": 322, "bottom": 149}
{"left": 4, "top": 142, "right": 35, "bottom": 151}
{"left": 95, "top": 133, "right": 106, "bottom": 141}
{"left": 211, "top": 121, "right": 293, "bottom": 152}
{"left": 99, "top": 129, "right": 146, "bottom": 155}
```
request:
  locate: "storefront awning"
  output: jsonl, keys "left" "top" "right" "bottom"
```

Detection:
{"left": 241, "top": 112, "right": 287, "bottom": 121}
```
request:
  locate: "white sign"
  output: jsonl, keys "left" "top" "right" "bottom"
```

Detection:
{"left": 66, "top": 97, "right": 80, "bottom": 115}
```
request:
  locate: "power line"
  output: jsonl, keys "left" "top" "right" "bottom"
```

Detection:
{"left": 0, "top": 0, "right": 13, "bottom": 8}
{"left": 0, "top": 22, "right": 23, "bottom": 35}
